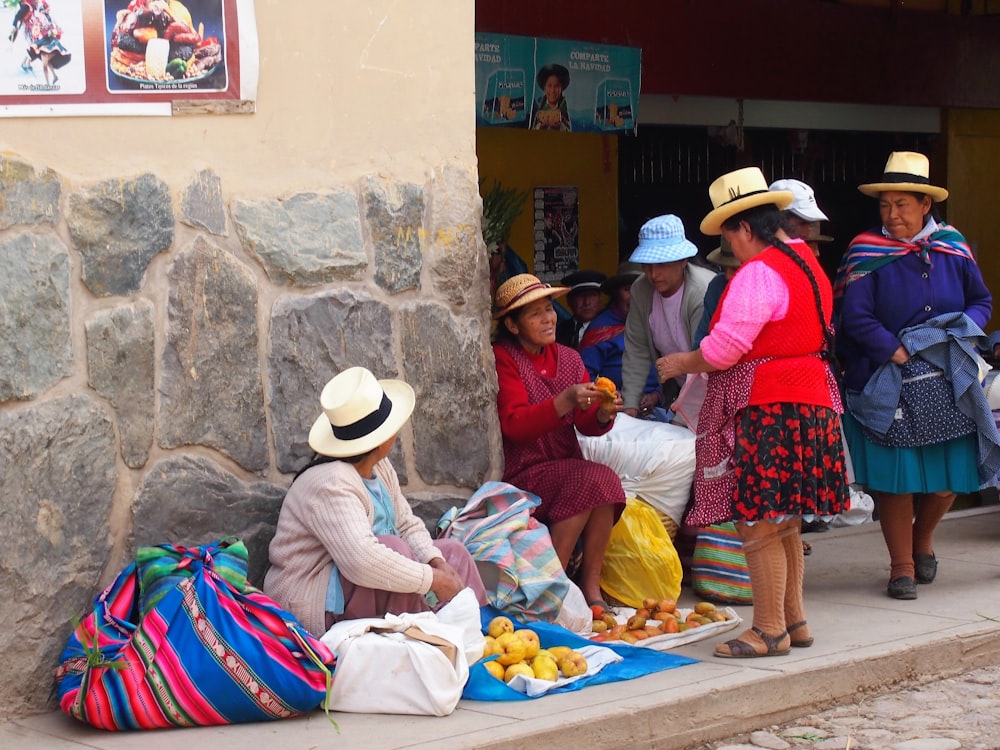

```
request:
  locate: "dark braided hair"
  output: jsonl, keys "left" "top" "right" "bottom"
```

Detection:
{"left": 721, "top": 204, "right": 835, "bottom": 357}
{"left": 292, "top": 449, "right": 372, "bottom": 483}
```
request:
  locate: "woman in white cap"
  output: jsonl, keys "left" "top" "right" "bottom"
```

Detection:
{"left": 658, "top": 167, "right": 848, "bottom": 658}
{"left": 834, "top": 151, "right": 997, "bottom": 601}
{"left": 263, "top": 367, "right": 488, "bottom": 636}
{"left": 492, "top": 274, "right": 625, "bottom": 607}
{"left": 621, "top": 214, "right": 716, "bottom": 419}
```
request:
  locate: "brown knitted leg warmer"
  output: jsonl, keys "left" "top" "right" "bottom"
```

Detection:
{"left": 780, "top": 519, "right": 812, "bottom": 646}
{"left": 715, "top": 520, "right": 790, "bottom": 657}
{"left": 876, "top": 492, "right": 915, "bottom": 581}
{"left": 912, "top": 491, "right": 955, "bottom": 556}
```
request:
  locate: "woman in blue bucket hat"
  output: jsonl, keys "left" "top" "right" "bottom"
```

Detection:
{"left": 621, "top": 214, "right": 715, "bottom": 419}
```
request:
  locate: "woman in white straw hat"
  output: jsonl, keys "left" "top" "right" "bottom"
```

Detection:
{"left": 263, "top": 367, "right": 488, "bottom": 636}
{"left": 658, "top": 166, "right": 848, "bottom": 658}
{"left": 834, "top": 151, "right": 997, "bottom": 601}
{"left": 492, "top": 273, "right": 625, "bottom": 607}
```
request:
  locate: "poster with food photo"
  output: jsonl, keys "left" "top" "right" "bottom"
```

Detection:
{"left": 104, "top": 0, "right": 225, "bottom": 92}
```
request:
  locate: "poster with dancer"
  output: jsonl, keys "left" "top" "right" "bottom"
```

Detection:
{"left": 2, "top": 0, "right": 83, "bottom": 94}
{"left": 533, "top": 186, "right": 579, "bottom": 284}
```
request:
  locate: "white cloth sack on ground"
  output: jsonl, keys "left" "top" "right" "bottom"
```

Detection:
{"left": 578, "top": 413, "right": 696, "bottom": 525}
{"left": 829, "top": 485, "right": 875, "bottom": 527}
{"left": 320, "top": 588, "right": 481, "bottom": 716}
{"left": 554, "top": 579, "right": 593, "bottom": 636}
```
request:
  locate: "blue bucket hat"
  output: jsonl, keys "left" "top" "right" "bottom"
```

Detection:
{"left": 628, "top": 214, "right": 698, "bottom": 264}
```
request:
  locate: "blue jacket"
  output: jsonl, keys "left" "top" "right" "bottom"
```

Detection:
{"left": 579, "top": 304, "right": 658, "bottom": 393}
{"left": 846, "top": 313, "right": 1000, "bottom": 486}
{"left": 838, "top": 244, "right": 991, "bottom": 392}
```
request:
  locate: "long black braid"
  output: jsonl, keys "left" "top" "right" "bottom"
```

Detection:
{"left": 721, "top": 205, "right": 835, "bottom": 358}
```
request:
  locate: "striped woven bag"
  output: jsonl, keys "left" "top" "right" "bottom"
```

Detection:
{"left": 54, "top": 539, "right": 336, "bottom": 730}
{"left": 690, "top": 522, "right": 753, "bottom": 604}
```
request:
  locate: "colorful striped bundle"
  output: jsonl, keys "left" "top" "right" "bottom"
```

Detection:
{"left": 54, "top": 539, "right": 336, "bottom": 730}
{"left": 691, "top": 522, "right": 753, "bottom": 604}
{"left": 437, "top": 481, "right": 570, "bottom": 622}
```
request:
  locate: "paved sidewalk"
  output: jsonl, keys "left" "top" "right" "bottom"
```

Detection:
{"left": 4, "top": 507, "right": 999, "bottom": 750}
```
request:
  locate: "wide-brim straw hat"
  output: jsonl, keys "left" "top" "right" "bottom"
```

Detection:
{"left": 706, "top": 237, "right": 740, "bottom": 268}
{"left": 701, "top": 167, "right": 793, "bottom": 236}
{"left": 309, "top": 367, "right": 415, "bottom": 458}
{"left": 858, "top": 151, "right": 948, "bottom": 202}
{"left": 493, "top": 273, "right": 568, "bottom": 320}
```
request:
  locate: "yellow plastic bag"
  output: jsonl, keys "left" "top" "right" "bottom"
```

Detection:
{"left": 600, "top": 497, "right": 683, "bottom": 608}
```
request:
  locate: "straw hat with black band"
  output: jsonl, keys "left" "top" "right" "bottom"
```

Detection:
{"left": 858, "top": 151, "right": 948, "bottom": 202}
{"left": 701, "top": 167, "right": 794, "bottom": 236}
{"left": 309, "top": 367, "right": 415, "bottom": 458}
{"left": 493, "top": 273, "right": 569, "bottom": 320}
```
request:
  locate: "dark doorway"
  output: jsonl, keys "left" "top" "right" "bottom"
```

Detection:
{"left": 618, "top": 125, "right": 937, "bottom": 281}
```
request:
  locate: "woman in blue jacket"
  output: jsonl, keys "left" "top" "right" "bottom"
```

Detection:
{"left": 835, "top": 152, "right": 993, "bottom": 600}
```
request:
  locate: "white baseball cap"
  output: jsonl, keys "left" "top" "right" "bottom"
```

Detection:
{"left": 769, "top": 179, "right": 829, "bottom": 222}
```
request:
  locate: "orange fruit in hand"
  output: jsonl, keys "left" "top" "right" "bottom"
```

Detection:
{"left": 594, "top": 376, "right": 618, "bottom": 403}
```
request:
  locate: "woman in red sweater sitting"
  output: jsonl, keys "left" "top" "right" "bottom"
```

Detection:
{"left": 658, "top": 168, "right": 848, "bottom": 658}
{"left": 492, "top": 274, "right": 626, "bottom": 607}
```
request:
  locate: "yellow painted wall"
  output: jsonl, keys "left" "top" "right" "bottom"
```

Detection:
{"left": 945, "top": 109, "right": 1000, "bottom": 331}
{"left": 476, "top": 128, "right": 620, "bottom": 280}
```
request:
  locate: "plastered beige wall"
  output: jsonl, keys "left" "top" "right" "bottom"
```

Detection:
{"left": 1, "top": 1, "right": 476, "bottom": 192}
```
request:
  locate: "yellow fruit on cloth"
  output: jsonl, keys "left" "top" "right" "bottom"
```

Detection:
{"left": 482, "top": 635, "right": 499, "bottom": 659}
{"left": 487, "top": 615, "right": 515, "bottom": 638}
{"left": 504, "top": 662, "right": 534, "bottom": 683}
{"left": 495, "top": 632, "right": 528, "bottom": 666}
{"left": 530, "top": 655, "right": 559, "bottom": 681}
{"left": 558, "top": 651, "right": 588, "bottom": 677}
{"left": 514, "top": 629, "right": 540, "bottom": 659}
{"left": 548, "top": 645, "right": 573, "bottom": 661}
{"left": 483, "top": 660, "right": 505, "bottom": 680}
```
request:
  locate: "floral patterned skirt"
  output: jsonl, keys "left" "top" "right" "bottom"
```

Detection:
{"left": 731, "top": 403, "right": 849, "bottom": 523}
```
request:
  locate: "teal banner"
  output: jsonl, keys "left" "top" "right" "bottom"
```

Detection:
{"left": 476, "top": 33, "right": 641, "bottom": 135}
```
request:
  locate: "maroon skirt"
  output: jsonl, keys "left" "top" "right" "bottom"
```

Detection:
{"left": 506, "top": 457, "right": 625, "bottom": 525}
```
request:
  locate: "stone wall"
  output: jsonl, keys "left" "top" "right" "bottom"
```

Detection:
{"left": 0, "top": 152, "right": 500, "bottom": 719}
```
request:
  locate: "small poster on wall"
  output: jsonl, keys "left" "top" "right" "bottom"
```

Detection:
{"left": 475, "top": 32, "right": 641, "bottom": 134}
{"left": 534, "top": 186, "right": 579, "bottom": 284}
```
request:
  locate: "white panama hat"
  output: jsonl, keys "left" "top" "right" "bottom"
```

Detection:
{"left": 308, "top": 367, "right": 415, "bottom": 458}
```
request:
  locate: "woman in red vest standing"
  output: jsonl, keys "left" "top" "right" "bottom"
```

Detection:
{"left": 658, "top": 167, "right": 848, "bottom": 658}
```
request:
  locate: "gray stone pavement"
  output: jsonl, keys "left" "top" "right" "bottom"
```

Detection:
{"left": 701, "top": 665, "right": 1000, "bottom": 749}
{"left": 3, "top": 507, "right": 999, "bottom": 750}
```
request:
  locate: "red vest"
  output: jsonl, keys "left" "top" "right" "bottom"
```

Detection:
{"left": 715, "top": 241, "right": 835, "bottom": 408}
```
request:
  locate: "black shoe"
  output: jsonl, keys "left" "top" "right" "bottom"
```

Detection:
{"left": 914, "top": 553, "right": 937, "bottom": 584}
{"left": 802, "top": 519, "right": 830, "bottom": 534}
{"left": 887, "top": 576, "right": 917, "bottom": 600}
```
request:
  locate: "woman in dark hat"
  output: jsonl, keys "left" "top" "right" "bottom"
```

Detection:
{"left": 532, "top": 63, "right": 571, "bottom": 131}
{"left": 492, "top": 274, "right": 625, "bottom": 606}
{"left": 835, "top": 151, "right": 998, "bottom": 601}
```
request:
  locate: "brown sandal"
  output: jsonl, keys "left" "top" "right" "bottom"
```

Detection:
{"left": 787, "top": 620, "right": 814, "bottom": 648}
{"left": 714, "top": 626, "right": 791, "bottom": 658}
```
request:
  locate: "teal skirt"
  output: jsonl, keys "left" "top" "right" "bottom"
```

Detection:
{"left": 842, "top": 409, "right": 980, "bottom": 494}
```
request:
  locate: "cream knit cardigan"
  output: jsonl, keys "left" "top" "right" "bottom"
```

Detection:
{"left": 263, "top": 458, "right": 443, "bottom": 636}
